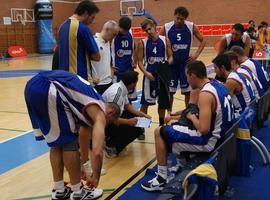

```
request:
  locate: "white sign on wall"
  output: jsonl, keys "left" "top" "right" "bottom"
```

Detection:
{"left": 3, "top": 17, "right": 12, "bottom": 25}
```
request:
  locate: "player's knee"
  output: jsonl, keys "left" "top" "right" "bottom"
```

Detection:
{"left": 154, "top": 127, "right": 161, "bottom": 138}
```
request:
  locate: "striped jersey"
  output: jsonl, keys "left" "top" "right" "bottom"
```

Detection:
{"left": 237, "top": 66, "right": 264, "bottom": 99}
{"left": 225, "top": 32, "right": 248, "bottom": 50}
{"left": 58, "top": 18, "right": 99, "bottom": 83}
{"left": 165, "top": 20, "right": 193, "bottom": 63}
{"left": 227, "top": 71, "right": 255, "bottom": 112}
{"left": 111, "top": 31, "right": 134, "bottom": 75}
{"left": 201, "top": 79, "right": 234, "bottom": 139}
{"left": 25, "top": 70, "right": 105, "bottom": 147}
{"left": 142, "top": 35, "right": 167, "bottom": 73}
{"left": 241, "top": 58, "right": 270, "bottom": 91}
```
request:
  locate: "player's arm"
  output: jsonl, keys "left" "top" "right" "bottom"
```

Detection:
{"left": 137, "top": 40, "right": 154, "bottom": 80}
{"left": 225, "top": 79, "right": 239, "bottom": 96}
{"left": 83, "top": 29, "right": 101, "bottom": 62}
{"left": 244, "top": 35, "right": 251, "bottom": 57}
{"left": 187, "top": 91, "right": 213, "bottom": 134}
{"left": 218, "top": 37, "right": 227, "bottom": 55}
{"left": 189, "top": 25, "right": 206, "bottom": 62}
{"left": 159, "top": 26, "right": 166, "bottom": 36}
{"left": 84, "top": 104, "right": 106, "bottom": 188}
{"left": 166, "top": 38, "right": 173, "bottom": 64}
{"left": 133, "top": 40, "right": 138, "bottom": 68}
{"left": 125, "top": 103, "right": 151, "bottom": 118}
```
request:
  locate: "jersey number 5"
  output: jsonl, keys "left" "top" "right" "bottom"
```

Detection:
{"left": 177, "top": 33, "right": 181, "bottom": 41}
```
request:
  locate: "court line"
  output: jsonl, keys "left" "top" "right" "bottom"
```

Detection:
{"left": 0, "top": 128, "right": 27, "bottom": 132}
{"left": 0, "top": 110, "right": 28, "bottom": 114}
{"left": 104, "top": 157, "right": 156, "bottom": 200}
{"left": 0, "top": 130, "right": 32, "bottom": 144}
{"left": 15, "top": 188, "right": 120, "bottom": 200}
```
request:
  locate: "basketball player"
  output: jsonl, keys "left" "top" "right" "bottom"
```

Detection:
{"left": 24, "top": 70, "right": 120, "bottom": 200}
{"left": 225, "top": 51, "right": 265, "bottom": 100}
{"left": 230, "top": 45, "right": 270, "bottom": 91}
{"left": 212, "top": 54, "right": 255, "bottom": 114}
{"left": 218, "top": 23, "right": 251, "bottom": 57}
{"left": 159, "top": 6, "right": 206, "bottom": 107}
{"left": 58, "top": 0, "right": 100, "bottom": 84}
{"left": 137, "top": 18, "right": 173, "bottom": 127}
{"left": 141, "top": 61, "right": 234, "bottom": 191}
{"left": 111, "top": 16, "right": 138, "bottom": 101}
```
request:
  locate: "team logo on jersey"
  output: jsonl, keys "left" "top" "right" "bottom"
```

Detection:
{"left": 117, "top": 49, "right": 132, "bottom": 57}
{"left": 147, "top": 57, "right": 164, "bottom": 65}
{"left": 172, "top": 44, "right": 188, "bottom": 52}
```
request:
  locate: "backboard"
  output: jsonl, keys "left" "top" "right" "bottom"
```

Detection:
{"left": 120, "top": 0, "right": 145, "bottom": 16}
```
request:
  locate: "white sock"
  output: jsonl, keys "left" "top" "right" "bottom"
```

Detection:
{"left": 157, "top": 165, "right": 167, "bottom": 180}
{"left": 71, "top": 182, "right": 81, "bottom": 192}
{"left": 54, "top": 180, "right": 65, "bottom": 191}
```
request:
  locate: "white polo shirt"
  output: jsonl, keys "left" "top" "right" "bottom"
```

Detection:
{"left": 91, "top": 33, "right": 112, "bottom": 85}
{"left": 102, "top": 81, "right": 129, "bottom": 114}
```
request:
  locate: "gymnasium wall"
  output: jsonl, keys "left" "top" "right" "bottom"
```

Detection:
{"left": 0, "top": 0, "right": 270, "bottom": 54}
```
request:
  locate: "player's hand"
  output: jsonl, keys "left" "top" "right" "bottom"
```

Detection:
{"left": 144, "top": 114, "right": 152, "bottom": 119}
{"left": 187, "top": 53, "right": 199, "bottom": 63}
{"left": 186, "top": 112, "right": 197, "bottom": 120}
{"left": 86, "top": 176, "right": 99, "bottom": 189}
{"left": 93, "top": 77, "right": 100, "bottom": 85}
{"left": 165, "top": 115, "right": 172, "bottom": 124}
{"left": 145, "top": 72, "right": 155, "bottom": 81}
{"left": 128, "top": 118, "right": 138, "bottom": 126}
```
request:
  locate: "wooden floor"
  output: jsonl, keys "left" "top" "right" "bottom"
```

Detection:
{"left": 0, "top": 48, "right": 216, "bottom": 200}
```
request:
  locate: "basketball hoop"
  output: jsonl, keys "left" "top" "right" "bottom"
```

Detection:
{"left": 120, "top": 0, "right": 145, "bottom": 16}
{"left": 17, "top": 15, "right": 26, "bottom": 26}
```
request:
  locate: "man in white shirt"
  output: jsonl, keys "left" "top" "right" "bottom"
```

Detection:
{"left": 102, "top": 71, "right": 151, "bottom": 157}
{"left": 91, "top": 20, "right": 119, "bottom": 94}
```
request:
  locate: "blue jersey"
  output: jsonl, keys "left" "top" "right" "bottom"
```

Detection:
{"left": 111, "top": 31, "right": 134, "bottom": 75}
{"left": 142, "top": 35, "right": 167, "bottom": 73}
{"left": 202, "top": 79, "right": 234, "bottom": 138}
{"left": 237, "top": 66, "right": 265, "bottom": 99}
{"left": 227, "top": 71, "right": 255, "bottom": 112}
{"left": 225, "top": 32, "right": 248, "bottom": 51}
{"left": 165, "top": 20, "right": 193, "bottom": 63}
{"left": 25, "top": 70, "right": 105, "bottom": 147}
{"left": 242, "top": 58, "right": 270, "bottom": 91}
{"left": 58, "top": 18, "right": 99, "bottom": 83}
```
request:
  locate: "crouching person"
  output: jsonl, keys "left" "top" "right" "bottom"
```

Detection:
{"left": 141, "top": 61, "right": 234, "bottom": 191}
{"left": 102, "top": 71, "right": 151, "bottom": 157}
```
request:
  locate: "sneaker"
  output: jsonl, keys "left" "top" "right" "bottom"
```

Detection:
{"left": 141, "top": 174, "right": 166, "bottom": 191}
{"left": 52, "top": 185, "right": 72, "bottom": 200}
{"left": 70, "top": 188, "right": 103, "bottom": 200}
{"left": 104, "top": 145, "right": 117, "bottom": 158}
{"left": 137, "top": 128, "right": 145, "bottom": 140}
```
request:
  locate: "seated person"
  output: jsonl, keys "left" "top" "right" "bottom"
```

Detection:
{"left": 102, "top": 71, "right": 151, "bottom": 157}
{"left": 165, "top": 88, "right": 200, "bottom": 124}
{"left": 141, "top": 60, "right": 234, "bottom": 191}
{"left": 212, "top": 54, "right": 255, "bottom": 114}
{"left": 225, "top": 51, "right": 265, "bottom": 99}
{"left": 230, "top": 45, "right": 270, "bottom": 91}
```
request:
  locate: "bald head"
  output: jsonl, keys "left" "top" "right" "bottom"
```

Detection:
{"left": 101, "top": 20, "right": 119, "bottom": 41}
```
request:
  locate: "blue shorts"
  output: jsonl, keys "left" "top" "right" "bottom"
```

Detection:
{"left": 160, "top": 124, "right": 216, "bottom": 154}
{"left": 169, "top": 62, "right": 191, "bottom": 94}
{"left": 25, "top": 75, "right": 79, "bottom": 147}
{"left": 140, "top": 72, "right": 159, "bottom": 106}
{"left": 25, "top": 71, "right": 105, "bottom": 147}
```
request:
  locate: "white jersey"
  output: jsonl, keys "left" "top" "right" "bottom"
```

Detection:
{"left": 227, "top": 71, "right": 255, "bottom": 112}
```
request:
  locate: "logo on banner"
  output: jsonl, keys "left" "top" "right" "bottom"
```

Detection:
{"left": 8, "top": 46, "right": 27, "bottom": 57}
{"left": 253, "top": 50, "right": 266, "bottom": 59}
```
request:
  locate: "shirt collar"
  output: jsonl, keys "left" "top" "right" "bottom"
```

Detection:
{"left": 95, "top": 32, "right": 107, "bottom": 43}
{"left": 119, "top": 81, "right": 128, "bottom": 96}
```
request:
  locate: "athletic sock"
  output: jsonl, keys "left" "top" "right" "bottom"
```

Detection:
{"left": 54, "top": 180, "right": 65, "bottom": 192}
{"left": 71, "top": 182, "right": 82, "bottom": 192}
{"left": 157, "top": 165, "right": 167, "bottom": 180}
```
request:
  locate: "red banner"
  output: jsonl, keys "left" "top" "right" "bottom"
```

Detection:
{"left": 253, "top": 50, "right": 266, "bottom": 59}
{"left": 8, "top": 46, "right": 27, "bottom": 58}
